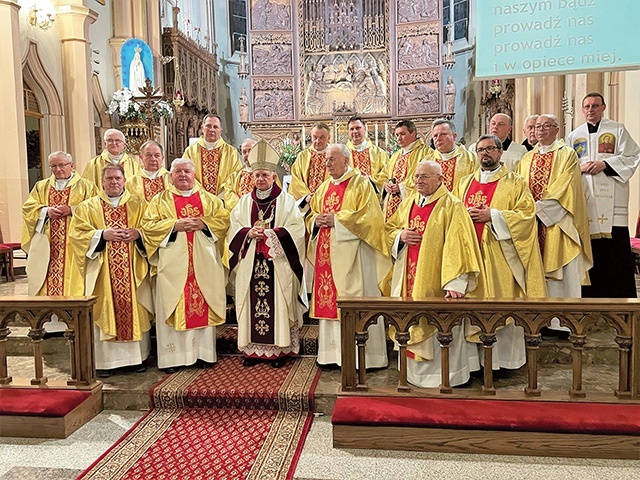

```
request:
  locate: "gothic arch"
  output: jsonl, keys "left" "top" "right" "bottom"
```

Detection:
{"left": 21, "top": 40, "right": 65, "bottom": 156}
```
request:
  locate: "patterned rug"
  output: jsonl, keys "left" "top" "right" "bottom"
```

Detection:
{"left": 78, "top": 357, "right": 321, "bottom": 480}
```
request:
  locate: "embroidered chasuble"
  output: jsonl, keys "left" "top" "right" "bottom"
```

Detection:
{"left": 174, "top": 193, "right": 209, "bottom": 329}
{"left": 463, "top": 179, "right": 499, "bottom": 244}
{"left": 199, "top": 146, "right": 222, "bottom": 194}
{"left": 238, "top": 170, "right": 254, "bottom": 196}
{"left": 308, "top": 151, "right": 327, "bottom": 194}
{"left": 405, "top": 202, "right": 436, "bottom": 296}
{"left": 351, "top": 149, "right": 372, "bottom": 176}
{"left": 46, "top": 187, "right": 71, "bottom": 295}
{"left": 385, "top": 151, "right": 409, "bottom": 220}
{"left": 313, "top": 179, "right": 351, "bottom": 320}
{"left": 289, "top": 149, "right": 329, "bottom": 200}
{"left": 528, "top": 151, "right": 554, "bottom": 255}
{"left": 142, "top": 177, "right": 166, "bottom": 201}
{"left": 436, "top": 157, "right": 457, "bottom": 191}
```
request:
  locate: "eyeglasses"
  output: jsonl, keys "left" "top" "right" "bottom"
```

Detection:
{"left": 49, "top": 163, "right": 72, "bottom": 169}
{"left": 414, "top": 174, "right": 440, "bottom": 180}
{"left": 534, "top": 123, "right": 557, "bottom": 130}
{"left": 105, "top": 139, "right": 124, "bottom": 144}
{"left": 476, "top": 146, "right": 500, "bottom": 154}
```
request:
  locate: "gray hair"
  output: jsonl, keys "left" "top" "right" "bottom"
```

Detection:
{"left": 140, "top": 140, "right": 164, "bottom": 156}
{"left": 241, "top": 138, "right": 257, "bottom": 149}
{"left": 538, "top": 114, "right": 559, "bottom": 126}
{"left": 432, "top": 118, "right": 456, "bottom": 134}
{"left": 103, "top": 128, "right": 125, "bottom": 142}
{"left": 524, "top": 114, "right": 539, "bottom": 124}
{"left": 328, "top": 143, "right": 351, "bottom": 160}
{"left": 170, "top": 158, "right": 196, "bottom": 172}
{"left": 417, "top": 160, "right": 442, "bottom": 175}
{"left": 48, "top": 151, "right": 72, "bottom": 164}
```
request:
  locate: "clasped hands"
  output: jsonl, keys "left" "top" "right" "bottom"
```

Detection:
{"left": 48, "top": 205, "right": 72, "bottom": 220}
{"left": 384, "top": 181, "right": 400, "bottom": 195}
{"left": 467, "top": 204, "right": 491, "bottom": 223}
{"left": 103, "top": 227, "right": 140, "bottom": 242}
{"left": 580, "top": 160, "right": 606, "bottom": 175}
{"left": 248, "top": 225, "right": 266, "bottom": 240}
{"left": 174, "top": 217, "right": 206, "bottom": 233}
{"left": 315, "top": 213, "right": 335, "bottom": 228}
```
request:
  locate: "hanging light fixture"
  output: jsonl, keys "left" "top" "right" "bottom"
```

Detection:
{"left": 28, "top": 2, "right": 55, "bottom": 31}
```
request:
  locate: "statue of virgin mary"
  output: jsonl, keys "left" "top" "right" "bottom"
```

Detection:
{"left": 129, "top": 47, "right": 146, "bottom": 96}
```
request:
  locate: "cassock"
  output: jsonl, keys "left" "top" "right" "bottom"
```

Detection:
{"left": 454, "top": 165, "right": 547, "bottom": 369}
{"left": 289, "top": 147, "right": 329, "bottom": 201}
{"left": 69, "top": 191, "right": 152, "bottom": 370}
{"left": 378, "top": 138, "right": 432, "bottom": 220}
{"left": 515, "top": 140, "right": 593, "bottom": 330}
{"left": 386, "top": 185, "right": 484, "bottom": 387}
{"left": 182, "top": 137, "right": 243, "bottom": 198}
{"left": 307, "top": 169, "right": 391, "bottom": 368}
{"left": 567, "top": 119, "right": 640, "bottom": 298}
{"left": 126, "top": 168, "right": 171, "bottom": 204}
{"left": 346, "top": 139, "right": 389, "bottom": 194}
{"left": 228, "top": 185, "right": 307, "bottom": 359}
{"left": 431, "top": 144, "right": 478, "bottom": 192}
{"left": 82, "top": 151, "right": 141, "bottom": 188}
{"left": 141, "top": 183, "right": 229, "bottom": 369}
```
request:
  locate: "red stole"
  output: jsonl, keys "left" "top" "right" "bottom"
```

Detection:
{"left": 199, "top": 145, "right": 222, "bottom": 194}
{"left": 405, "top": 201, "right": 436, "bottom": 297}
{"left": 102, "top": 201, "right": 135, "bottom": 341}
{"left": 308, "top": 150, "right": 327, "bottom": 194}
{"left": 47, "top": 187, "right": 71, "bottom": 295}
{"left": 529, "top": 151, "right": 554, "bottom": 255}
{"left": 238, "top": 170, "right": 255, "bottom": 196}
{"left": 385, "top": 151, "right": 410, "bottom": 220}
{"left": 463, "top": 179, "right": 499, "bottom": 244}
{"left": 173, "top": 193, "right": 209, "bottom": 329}
{"left": 313, "top": 179, "right": 351, "bottom": 319}
{"left": 351, "top": 149, "right": 372, "bottom": 176}
{"left": 435, "top": 157, "right": 457, "bottom": 191}
{"left": 142, "top": 176, "right": 166, "bottom": 201}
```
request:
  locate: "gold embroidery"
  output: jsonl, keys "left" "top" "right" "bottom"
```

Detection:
{"left": 253, "top": 259, "right": 270, "bottom": 279}
{"left": 408, "top": 215, "right": 426, "bottom": 233}
{"left": 436, "top": 157, "right": 457, "bottom": 191}
{"left": 317, "top": 271, "right": 336, "bottom": 308}
{"left": 308, "top": 151, "right": 327, "bottom": 193}
{"left": 180, "top": 203, "right": 202, "bottom": 218}
{"left": 323, "top": 191, "right": 341, "bottom": 212}
{"left": 255, "top": 280, "right": 269, "bottom": 296}
{"left": 200, "top": 146, "right": 221, "bottom": 194}
{"left": 351, "top": 149, "right": 371, "bottom": 175}
{"left": 466, "top": 191, "right": 488, "bottom": 207}
{"left": 186, "top": 281, "right": 206, "bottom": 317}
{"left": 254, "top": 299, "right": 270, "bottom": 320}
{"left": 47, "top": 187, "right": 71, "bottom": 295}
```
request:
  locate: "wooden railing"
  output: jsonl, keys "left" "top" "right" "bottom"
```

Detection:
{"left": 0, "top": 296, "right": 98, "bottom": 389}
{"left": 339, "top": 297, "right": 640, "bottom": 401}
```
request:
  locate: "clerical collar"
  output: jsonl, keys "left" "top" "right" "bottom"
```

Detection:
{"left": 106, "top": 194, "right": 123, "bottom": 207}
{"left": 537, "top": 140, "right": 559, "bottom": 154}
{"left": 439, "top": 146, "right": 458, "bottom": 160}
{"left": 351, "top": 140, "right": 367, "bottom": 152}
{"left": 256, "top": 186, "right": 273, "bottom": 199}
{"left": 202, "top": 138, "right": 219, "bottom": 150}
{"left": 402, "top": 140, "right": 417, "bottom": 155}
{"left": 587, "top": 121, "right": 600, "bottom": 134}
{"left": 143, "top": 169, "right": 160, "bottom": 179}
{"left": 54, "top": 175, "right": 72, "bottom": 190}
{"left": 107, "top": 153, "right": 124, "bottom": 164}
{"left": 417, "top": 194, "right": 430, "bottom": 207}
{"left": 331, "top": 167, "right": 352, "bottom": 184}
{"left": 479, "top": 164, "right": 501, "bottom": 183}
{"left": 177, "top": 188, "right": 195, "bottom": 196}
{"left": 311, "top": 146, "right": 327, "bottom": 154}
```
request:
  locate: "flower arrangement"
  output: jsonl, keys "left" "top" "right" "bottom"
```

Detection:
{"left": 107, "top": 88, "right": 174, "bottom": 122}
{"left": 386, "top": 135, "right": 400, "bottom": 156}
{"left": 279, "top": 139, "right": 301, "bottom": 173}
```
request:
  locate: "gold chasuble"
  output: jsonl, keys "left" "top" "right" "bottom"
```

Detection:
{"left": 432, "top": 144, "right": 478, "bottom": 192}
{"left": 182, "top": 137, "right": 243, "bottom": 197}
{"left": 69, "top": 191, "right": 151, "bottom": 342}
{"left": 454, "top": 167, "right": 547, "bottom": 299}
{"left": 82, "top": 151, "right": 141, "bottom": 188}
{"left": 223, "top": 169, "right": 255, "bottom": 210}
{"left": 126, "top": 168, "right": 170, "bottom": 203}
{"left": 386, "top": 186, "right": 484, "bottom": 360}
{"left": 289, "top": 148, "right": 329, "bottom": 200}
{"left": 22, "top": 173, "right": 97, "bottom": 296}
{"left": 379, "top": 138, "right": 432, "bottom": 220}
{"left": 141, "top": 184, "right": 229, "bottom": 331}
{"left": 515, "top": 142, "right": 593, "bottom": 282}
{"left": 346, "top": 139, "right": 389, "bottom": 193}
{"left": 307, "top": 170, "right": 390, "bottom": 320}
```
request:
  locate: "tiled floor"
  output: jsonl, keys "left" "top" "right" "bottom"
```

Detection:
{"left": 1, "top": 276, "right": 639, "bottom": 479}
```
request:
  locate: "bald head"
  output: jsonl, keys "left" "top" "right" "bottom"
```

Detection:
{"left": 241, "top": 138, "right": 257, "bottom": 166}
{"left": 489, "top": 113, "right": 513, "bottom": 142}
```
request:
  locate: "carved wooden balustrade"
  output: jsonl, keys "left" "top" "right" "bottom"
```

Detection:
{"left": 339, "top": 297, "right": 640, "bottom": 401}
{"left": 0, "top": 296, "right": 98, "bottom": 389}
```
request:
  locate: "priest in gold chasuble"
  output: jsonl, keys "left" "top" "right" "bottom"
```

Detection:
{"left": 345, "top": 116, "right": 389, "bottom": 196}
{"left": 69, "top": 164, "right": 152, "bottom": 375}
{"left": 182, "top": 113, "right": 243, "bottom": 199}
{"left": 227, "top": 141, "right": 307, "bottom": 367}
{"left": 223, "top": 138, "right": 257, "bottom": 211}
{"left": 82, "top": 129, "right": 141, "bottom": 188}
{"left": 141, "top": 158, "right": 229, "bottom": 372}
{"left": 126, "top": 140, "right": 170, "bottom": 204}
{"left": 430, "top": 119, "right": 478, "bottom": 192}
{"left": 454, "top": 135, "right": 547, "bottom": 371}
{"left": 386, "top": 161, "right": 485, "bottom": 388}
{"left": 289, "top": 123, "right": 331, "bottom": 207}
{"left": 378, "top": 120, "right": 433, "bottom": 220}
{"left": 515, "top": 114, "right": 592, "bottom": 333}
{"left": 307, "top": 144, "right": 390, "bottom": 368}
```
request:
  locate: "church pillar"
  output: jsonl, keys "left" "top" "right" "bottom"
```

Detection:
{"left": 109, "top": 0, "right": 134, "bottom": 89}
{"left": 620, "top": 71, "right": 640, "bottom": 229}
{"left": 0, "top": 0, "right": 28, "bottom": 242}
{"left": 56, "top": 4, "right": 98, "bottom": 171}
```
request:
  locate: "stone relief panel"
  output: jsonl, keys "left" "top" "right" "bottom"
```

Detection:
{"left": 397, "top": 23, "right": 439, "bottom": 71}
{"left": 397, "top": 0, "right": 439, "bottom": 24}
{"left": 397, "top": 70, "right": 440, "bottom": 116}
{"left": 302, "top": 52, "right": 388, "bottom": 117}
{"left": 252, "top": 78, "right": 294, "bottom": 121}
{"left": 251, "top": 0, "right": 292, "bottom": 31}
{"left": 251, "top": 34, "right": 292, "bottom": 76}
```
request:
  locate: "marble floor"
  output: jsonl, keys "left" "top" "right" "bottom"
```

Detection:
{"left": 1, "top": 276, "right": 639, "bottom": 479}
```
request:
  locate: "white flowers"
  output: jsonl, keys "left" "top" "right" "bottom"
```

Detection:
{"left": 106, "top": 88, "right": 173, "bottom": 122}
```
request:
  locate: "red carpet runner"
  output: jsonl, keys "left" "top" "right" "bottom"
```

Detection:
{"left": 78, "top": 356, "right": 321, "bottom": 480}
